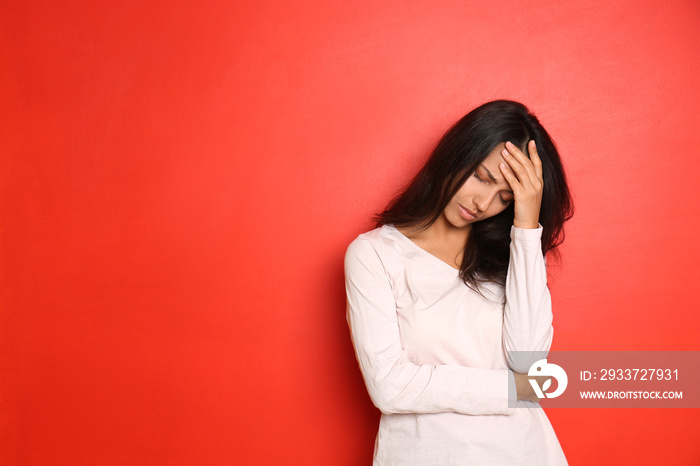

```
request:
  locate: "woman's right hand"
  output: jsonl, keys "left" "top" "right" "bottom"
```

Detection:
{"left": 513, "top": 371, "right": 552, "bottom": 403}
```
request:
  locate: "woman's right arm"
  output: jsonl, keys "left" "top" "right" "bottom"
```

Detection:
{"left": 345, "top": 237, "right": 517, "bottom": 416}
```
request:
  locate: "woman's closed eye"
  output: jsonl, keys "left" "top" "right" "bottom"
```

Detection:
{"left": 498, "top": 194, "right": 513, "bottom": 206}
{"left": 473, "top": 172, "right": 513, "bottom": 206}
{"left": 472, "top": 172, "right": 488, "bottom": 184}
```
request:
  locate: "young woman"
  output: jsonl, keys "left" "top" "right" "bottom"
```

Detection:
{"left": 344, "top": 100, "right": 573, "bottom": 464}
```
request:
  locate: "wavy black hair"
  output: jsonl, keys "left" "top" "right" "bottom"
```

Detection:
{"left": 374, "top": 100, "right": 573, "bottom": 288}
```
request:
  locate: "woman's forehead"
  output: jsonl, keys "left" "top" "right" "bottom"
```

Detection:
{"left": 481, "top": 143, "right": 508, "bottom": 168}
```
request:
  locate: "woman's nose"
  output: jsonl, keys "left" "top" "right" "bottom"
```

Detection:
{"left": 475, "top": 190, "right": 496, "bottom": 212}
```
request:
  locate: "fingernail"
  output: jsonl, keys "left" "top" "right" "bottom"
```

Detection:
{"left": 502, "top": 149, "right": 510, "bottom": 156}
{"left": 506, "top": 141, "right": 513, "bottom": 148}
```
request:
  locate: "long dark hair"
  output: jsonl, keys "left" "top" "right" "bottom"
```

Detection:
{"left": 375, "top": 100, "right": 573, "bottom": 288}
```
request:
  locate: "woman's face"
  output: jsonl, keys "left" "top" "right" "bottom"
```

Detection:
{"left": 443, "top": 142, "right": 515, "bottom": 228}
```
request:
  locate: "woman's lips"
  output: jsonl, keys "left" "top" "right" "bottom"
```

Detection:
{"left": 458, "top": 204, "right": 478, "bottom": 221}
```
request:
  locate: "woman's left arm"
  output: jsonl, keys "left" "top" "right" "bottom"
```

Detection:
{"left": 499, "top": 140, "right": 553, "bottom": 373}
{"left": 502, "top": 226, "right": 553, "bottom": 373}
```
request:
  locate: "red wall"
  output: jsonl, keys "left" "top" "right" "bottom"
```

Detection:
{"left": 2, "top": 0, "right": 699, "bottom": 464}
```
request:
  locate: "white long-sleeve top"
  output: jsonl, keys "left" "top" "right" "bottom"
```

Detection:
{"left": 345, "top": 224, "right": 568, "bottom": 465}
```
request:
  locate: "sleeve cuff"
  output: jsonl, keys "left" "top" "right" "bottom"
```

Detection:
{"left": 510, "top": 224, "right": 543, "bottom": 241}
{"left": 507, "top": 370, "right": 517, "bottom": 407}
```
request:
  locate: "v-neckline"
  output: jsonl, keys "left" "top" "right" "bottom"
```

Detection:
{"left": 388, "top": 225, "right": 462, "bottom": 274}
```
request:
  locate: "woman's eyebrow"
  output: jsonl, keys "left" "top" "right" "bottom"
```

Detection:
{"left": 480, "top": 164, "right": 514, "bottom": 192}
{"left": 480, "top": 164, "right": 498, "bottom": 182}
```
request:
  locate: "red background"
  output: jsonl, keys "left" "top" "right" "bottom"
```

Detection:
{"left": 2, "top": 0, "right": 699, "bottom": 464}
